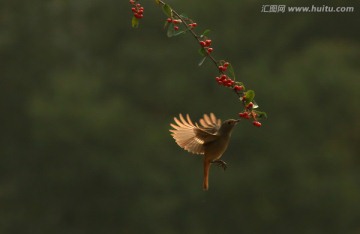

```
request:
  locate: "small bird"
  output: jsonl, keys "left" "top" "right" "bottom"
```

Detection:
{"left": 170, "top": 113, "right": 239, "bottom": 190}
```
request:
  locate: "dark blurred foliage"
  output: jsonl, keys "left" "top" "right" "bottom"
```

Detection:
{"left": 1, "top": 0, "right": 360, "bottom": 233}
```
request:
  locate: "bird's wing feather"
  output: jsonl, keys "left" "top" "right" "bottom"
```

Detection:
{"left": 197, "top": 113, "right": 221, "bottom": 134}
{"left": 170, "top": 114, "right": 219, "bottom": 155}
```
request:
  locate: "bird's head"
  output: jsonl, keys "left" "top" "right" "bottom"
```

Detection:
{"left": 219, "top": 119, "right": 240, "bottom": 135}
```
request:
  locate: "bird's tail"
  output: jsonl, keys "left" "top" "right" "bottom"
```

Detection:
{"left": 203, "top": 160, "right": 211, "bottom": 191}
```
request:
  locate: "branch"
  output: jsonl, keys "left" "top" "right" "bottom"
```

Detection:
{"left": 129, "top": 0, "right": 267, "bottom": 127}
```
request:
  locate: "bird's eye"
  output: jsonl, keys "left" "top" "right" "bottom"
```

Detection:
{"left": 227, "top": 122, "right": 231, "bottom": 125}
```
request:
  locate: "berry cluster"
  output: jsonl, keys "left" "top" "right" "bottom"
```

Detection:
{"left": 130, "top": 0, "right": 144, "bottom": 19}
{"left": 234, "top": 85, "right": 243, "bottom": 92}
{"left": 166, "top": 18, "right": 197, "bottom": 31}
{"left": 199, "top": 39, "right": 213, "bottom": 54}
{"left": 214, "top": 62, "right": 244, "bottom": 92}
{"left": 238, "top": 112, "right": 250, "bottom": 119}
{"left": 238, "top": 101, "right": 262, "bottom": 127}
{"left": 215, "top": 74, "right": 233, "bottom": 87}
{"left": 189, "top": 22, "right": 197, "bottom": 28}
{"left": 166, "top": 18, "right": 182, "bottom": 31}
{"left": 215, "top": 75, "right": 244, "bottom": 92}
{"left": 218, "top": 62, "right": 229, "bottom": 72}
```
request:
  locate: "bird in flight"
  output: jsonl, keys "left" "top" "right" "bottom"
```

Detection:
{"left": 170, "top": 113, "right": 239, "bottom": 190}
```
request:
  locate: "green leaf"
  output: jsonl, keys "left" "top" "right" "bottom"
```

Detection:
{"left": 201, "top": 29, "right": 211, "bottom": 38}
{"left": 162, "top": 4, "right": 172, "bottom": 18}
{"left": 167, "top": 25, "right": 186, "bottom": 37}
{"left": 131, "top": 16, "right": 139, "bottom": 28}
{"left": 173, "top": 30, "right": 186, "bottom": 36}
{"left": 198, "top": 47, "right": 206, "bottom": 57}
{"left": 155, "top": 0, "right": 160, "bottom": 5}
{"left": 254, "top": 110, "right": 268, "bottom": 119}
{"left": 180, "top": 13, "right": 189, "bottom": 20}
{"left": 227, "top": 63, "right": 236, "bottom": 80}
{"left": 198, "top": 57, "right": 207, "bottom": 66}
{"left": 164, "top": 21, "right": 169, "bottom": 29}
{"left": 244, "top": 90, "right": 255, "bottom": 104}
{"left": 167, "top": 24, "right": 175, "bottom": 37}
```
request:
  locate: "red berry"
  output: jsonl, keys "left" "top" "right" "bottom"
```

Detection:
{"left": 227, "top": 80, "right": 234, "bottom": 87}
{"left": 220, "top": 74, "right": 227, "bottom": 80}
{"left": 207, "top": 47, "right": 213, "bottom": 53}
{"left": 167, "top": 18, "right": 172, "bottom": 23}
{"left": 138, "top": 9, "right": 144, "bottom": 14}
{"left": 239, "top": 112, "right": 250, "bottom": 119}
{"left": 234, "top": 85, "right": 243, "bottom": 91}
{"left": 139, "top": 7, "right": 144, "bottom": 10}
{"left": 136, "top": 3, "right": 141, "bottom": 7}
{"left": 174, "top": 26, "right": 179, "bottom": 31}
{"left": 129, "top": 0, "right": 135, "bottom": 4}
{"left": 134, "top": 13, "right": 143, "bottom": 19}
{"left": 253, "top": 121, "right": 262, "bottom": 127}
{"left": 219, "top": 66, "right": 227, "bottom": 72}
{"left": 199, "top": 41, "right": 206, "bottom": 47}
{"left": 205, "top": 39, "right": 212, "bottom": 46}
{"left": 216, "top": 77, "right": 223, "bottom": 85}
{"left": 246, "top": 102, "right": 254, "bottom": 109}
{"left": 191, "top": 23, "right": 197, "bottom": 28}
{"left": 224, "top": 62, "right": 230, "bottom": 67}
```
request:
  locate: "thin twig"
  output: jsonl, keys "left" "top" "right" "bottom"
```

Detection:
{"left": 158, "top": 0, "right": 219, "bottom": 67}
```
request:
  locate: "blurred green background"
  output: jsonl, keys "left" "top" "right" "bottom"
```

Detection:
{"left": 1, "top": 0, "right": 360, "bottom": 233}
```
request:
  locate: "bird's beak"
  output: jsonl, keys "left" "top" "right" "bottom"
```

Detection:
{"left": 235, "top": 119, "right": 241, "bottom": 123}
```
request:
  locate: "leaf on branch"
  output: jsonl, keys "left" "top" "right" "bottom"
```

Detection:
{"left": 173, "top": 30, "right": 186, "bottom": 37}
{"left": 167, "top": 25, "right": 175, "bottom": 37}
{"left": 180, "top": 13, "right": 189, "bottom": 20}
{"left": 201, "top": 29, "right": 211, "bottom": 38}
{"left": 162, "top": 4, "right": 173, "bottom": 18}
{"left": 132, "top": 16, "right": 139, "bottom": 28}
{"left": 227, "top": 63, "right": 236, "bottom": 80}
{"left": 167, "top": 26, "right": 186, "bottom": 37}
{"left": 198, "top": 46, "right": 209, "bottom": 65}
{"left": 198, "top": 47, "right": 207, "bottom": 57}
{"left": 244, "top": 90, "right": 255, "bottom": 104}
{"left": 198, "top": 57, "right": 207, "bottom": 66}
{"left": 155, "top": 0, "right": 160, "bottom": 5}
{"left": 254, "top": 110, "right": 267, "bottom": 119}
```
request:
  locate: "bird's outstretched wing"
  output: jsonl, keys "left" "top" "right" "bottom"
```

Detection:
{"left": 170, "top": 113, "right": 221, "bottom": 155}
{"left": 197, "top": 113, "right": 221, "bottom": 134}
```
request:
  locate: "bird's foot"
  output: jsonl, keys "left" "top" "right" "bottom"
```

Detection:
{"left": 212, "top": 160, "right": 227, "bottom": 171}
